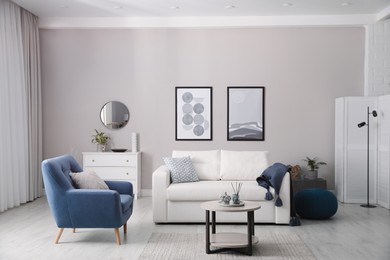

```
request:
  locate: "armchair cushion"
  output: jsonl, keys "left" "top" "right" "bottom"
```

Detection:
{"left": 70, "top": 171, "right": 109, "bottom": 190}
{"left": 120, "top": 194, "right": 134, "bottom": 212}
{"left": 105, "top": 180, "right": 133, "bottom": 195}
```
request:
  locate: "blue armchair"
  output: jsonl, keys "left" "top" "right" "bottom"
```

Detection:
{"left": 42, "top": 155, "right": 134, "bottom": 245}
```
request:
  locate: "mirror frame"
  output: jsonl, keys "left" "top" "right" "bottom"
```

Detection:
{"left": 100, "top": 101, "right": 130, "bottom": 130}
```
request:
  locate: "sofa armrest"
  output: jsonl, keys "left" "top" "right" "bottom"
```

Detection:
{"left": 105, "top": 180, "right": 133, "bottom": 195}
{"left": 66, "top": 189, "right": 122, "bottom": 227}
{"left": 152, "top": 165, "right": 171, "bottom": 223}
{"left": 275, "top": 172, "right": 291, "bottom": 224}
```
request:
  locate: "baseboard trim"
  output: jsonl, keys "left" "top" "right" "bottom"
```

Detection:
{"left": 141, "top": 189, "right": 152, "bottom": 197}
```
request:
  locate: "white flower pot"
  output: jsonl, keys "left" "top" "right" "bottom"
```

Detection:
{"left": 97, "top": 144, "right": 106, "bottom": 152}
{"left": 306, "top": 170, "right": 318, "bottom": 180}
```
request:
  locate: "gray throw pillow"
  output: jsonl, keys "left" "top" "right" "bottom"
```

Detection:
{"left": 70, "top": 171, "right": 109, "bottom": 190}
{"left": 163, "top": 156, "right": 199, "bottom": 183}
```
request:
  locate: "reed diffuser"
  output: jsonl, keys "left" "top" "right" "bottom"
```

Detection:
{"left": 231, "top": 182, "right": 242, "bottom": 204}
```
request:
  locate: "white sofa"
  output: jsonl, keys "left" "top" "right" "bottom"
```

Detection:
{"left": 152, "top": 150, "right": 290, "bottom": 224}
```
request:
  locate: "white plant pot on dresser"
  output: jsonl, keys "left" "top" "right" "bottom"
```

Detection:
{"left": 83, "top": 152, "right": 141, "bottom": 199}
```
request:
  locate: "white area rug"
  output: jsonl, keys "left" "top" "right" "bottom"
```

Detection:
{"left": 139, "top": 233, "right": 316, "bottom": 260}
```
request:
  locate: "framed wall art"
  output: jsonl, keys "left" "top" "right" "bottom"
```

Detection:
{"left": 227, "top": 87, "right": 265, "bottom": 141}
{"left": 175, "top": 87, "right": 213, "bottom": 141}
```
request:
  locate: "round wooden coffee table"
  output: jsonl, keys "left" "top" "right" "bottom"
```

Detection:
{"left": 200, "top": 201, "right": 261, "bottom": 256}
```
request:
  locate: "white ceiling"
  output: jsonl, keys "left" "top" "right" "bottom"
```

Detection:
{"left": 12, "top": 0, "right": 390, "bottom": 18}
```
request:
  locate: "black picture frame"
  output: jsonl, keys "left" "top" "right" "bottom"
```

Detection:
{"left": 175, "top": 87, "right": 213, "bottom": 141}
{"left": 227, "top": 87, "right": 265, "bottom": 141}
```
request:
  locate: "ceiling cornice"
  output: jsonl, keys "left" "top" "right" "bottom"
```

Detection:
{"left": 38, "top": 14, "right": 377, "bottom": 29}
{"left": 377, "top": 4, "right": 390, "bottom": 20}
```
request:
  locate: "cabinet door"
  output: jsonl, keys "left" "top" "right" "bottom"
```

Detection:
{"left": 335, "top": 97, "right": 378, "bottom": 203}
{"left": 346, "top": 98, "right": 378, "bottom": 203}
{"left": 335, "top": 98, "right": 345, "bottom": 202}
{"left": 378, "top": 95, "right": 390, "bottom": 209}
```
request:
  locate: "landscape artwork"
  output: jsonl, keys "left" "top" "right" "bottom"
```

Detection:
{"left": 228, "top": 87, "right": 265, "bottom": 141}
{"left": 176, "top": 87, "right": 212, "bottom": 140}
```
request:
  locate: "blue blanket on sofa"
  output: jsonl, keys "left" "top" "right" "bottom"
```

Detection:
{"left": 256, "top": 163, "right": 288, "bottom": 207}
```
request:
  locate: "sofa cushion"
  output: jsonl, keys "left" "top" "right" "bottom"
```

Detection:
{"left": 163, "top": 156, "right": 199, "bottom": 183}
{"left": 166, "top": 181, "right": 273, "bottom": 201}
{"left": 69, "top": 171, "right": 109, "bottom": 190}
{"left": 220, "top": 150, "right": 269, "bottom": 180}
{"left": 172, "top": 150, "right": 220, "bottom": 180}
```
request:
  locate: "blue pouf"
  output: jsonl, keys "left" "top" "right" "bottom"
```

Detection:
{"left": 294, "top": 188, "right": 338, "bottom": 219}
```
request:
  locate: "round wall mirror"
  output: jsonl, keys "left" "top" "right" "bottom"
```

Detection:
{"left": 100, "top": 101, "right": 129, "bottom": 130}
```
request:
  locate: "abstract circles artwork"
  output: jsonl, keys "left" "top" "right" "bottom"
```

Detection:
{"left": 182, "top": 92, "right": 193, "bottom": 103}
{"left": 193, "top": 114, "right": 204, "bottom": 125}
{"left": 182, "top": 114, "right": 194, "bottom": 125}
{"left": 176, "top": 87, "right": 212, "bottom": 140}
{"left": 193, "top": 103, "right": 204, "bottom": 114}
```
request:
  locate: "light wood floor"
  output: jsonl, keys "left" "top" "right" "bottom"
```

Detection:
{"left": 0, "top": 196, "right": 389, "bottom": 260}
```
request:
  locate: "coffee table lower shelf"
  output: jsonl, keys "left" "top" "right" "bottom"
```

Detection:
{"left": 210, "top": 233, "right": 259, "bottom": 248}
{"left": 201, "top": 201, "right": 261, "bottom": 256}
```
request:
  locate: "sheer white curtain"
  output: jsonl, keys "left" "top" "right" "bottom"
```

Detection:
{"left": 21, "top": 7, "right": 43, "bottom": 202}
{"left": 0, "top": 0, "right": 42, "bottom": 212}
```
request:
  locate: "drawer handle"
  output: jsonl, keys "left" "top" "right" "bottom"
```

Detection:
{"left": 126, "top": 160, "right": 129, "bottom": 162}
{"left": 126, "top": 172, "right": 129, "bottom": 175}
{"left": 92, "top": 159, "right": 95, "bottom": 162}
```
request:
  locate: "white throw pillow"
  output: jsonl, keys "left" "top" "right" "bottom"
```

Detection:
{"left": 163, "top": 156, "right": 199, "bottom": 183}
{"left": 172, "top": 150, "right": 220, "bottom": 180}
{"left": 70, "top": 171, "right": 109, "bottom": 190}
{"left": 220, "top": 150, "right": 269, "bottom": 180}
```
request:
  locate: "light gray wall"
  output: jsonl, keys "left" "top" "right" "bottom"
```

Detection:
{"left": 40, "top": 27, "right": 365, "bottom": 190}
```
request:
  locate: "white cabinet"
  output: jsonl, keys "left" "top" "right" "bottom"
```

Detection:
{"left": 335, "top": 97, "right": 378, "bottom": 203}
{"left": 83, "top": 152, "right": 141, "bottom": 199}
{"left": 336, "top": 95, "right": 390, "bottom": 209}
{"left": 378, "top": 95, "right": 390, "bottom": 209}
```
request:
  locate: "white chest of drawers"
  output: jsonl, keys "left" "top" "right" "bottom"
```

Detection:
{"left": 82, "top": 152, "right": 141, "bottom": 199}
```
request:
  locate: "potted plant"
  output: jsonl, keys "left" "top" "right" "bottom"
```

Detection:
{"left": 91, "top": 129, "right": 110, "bottom": 152}
{"left": 302, "top": 156, "right": 326, "bottom": 180}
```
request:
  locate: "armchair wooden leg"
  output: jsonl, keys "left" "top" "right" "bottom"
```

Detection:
{"left": 123, "top": 223, "right": 127, "bottom": 234}
{"left": 114, "top": 228, "right": 121, "bottom": 245}
{"left": 55, "top": 228, "right": 64, "bottom": 244}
